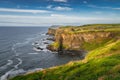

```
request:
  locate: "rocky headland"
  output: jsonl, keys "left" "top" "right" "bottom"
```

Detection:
{"left": 10, "top": 24, "right": 120, "bottom": 80}
{"left": 47, "top": 24, "right": 120, "bottom": 56}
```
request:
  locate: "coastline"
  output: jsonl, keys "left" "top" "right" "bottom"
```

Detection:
{"left": 10, "top": 24, "right": 120, "bottom": 80}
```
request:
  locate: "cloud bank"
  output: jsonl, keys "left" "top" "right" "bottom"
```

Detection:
{"left": 0, "top": 8, "right": 51, "bottom": 14}
{"left": 53, "top": 0, "right": 67, "bottom": 2}
{"left": 47, "top": 5, "right": 72, "bottom": 11}
{"left": 0, "top": 14, "right": 120, "bottom": 26}
{"left": 88, "top": 5, "right": 120, "bottom": 10}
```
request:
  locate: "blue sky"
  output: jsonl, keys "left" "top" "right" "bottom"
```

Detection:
{"left": 0, "top": 0, "right": 120, "bottom": 26}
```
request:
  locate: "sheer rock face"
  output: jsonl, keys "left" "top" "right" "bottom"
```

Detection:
{"left": 47, "top": 28, "right": 115, "bottom": 51}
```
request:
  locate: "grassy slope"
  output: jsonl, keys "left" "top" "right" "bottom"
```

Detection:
{"left": 11, "top": 24, "right": 120, "bottom": 80}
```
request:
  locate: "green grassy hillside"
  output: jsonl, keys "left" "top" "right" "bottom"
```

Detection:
{"left": 10, "top": 24, "right": 120, "bottom": 80}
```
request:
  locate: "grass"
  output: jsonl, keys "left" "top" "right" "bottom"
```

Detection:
{"left": 60, "top": 24, "right": 120, "bottom": 34}
{"left": 10, "top": 24, "right": 120, "bottom": 80}
{"left": 51, "top": 42, "right": 60, "bottom": 49}
{"left": 81, "top": 39, "right": 111, "bottom": 51}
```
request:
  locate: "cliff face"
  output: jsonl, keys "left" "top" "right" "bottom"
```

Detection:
{"left": 48, "top": 27, "right": 116, "bottom": 51}
{"left": 56, "top": 32, "right": 114, "bottom": 50}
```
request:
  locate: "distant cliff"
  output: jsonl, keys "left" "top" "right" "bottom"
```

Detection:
{"left": 46, "top": 25, "right": 60, "bottom": 35}
{"left": 47, "top": 28, "right": 56, "bottom": 35}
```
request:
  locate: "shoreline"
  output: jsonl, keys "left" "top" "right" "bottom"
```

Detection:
{"left": 10, "top": 24, "right": 120, "bottom": 80}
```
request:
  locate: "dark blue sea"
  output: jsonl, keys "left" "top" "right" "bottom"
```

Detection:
{"left": 0, "top": 27, "right": 82, "bottom": 80}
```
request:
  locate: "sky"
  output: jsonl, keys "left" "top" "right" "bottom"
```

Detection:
{"left": 0, "top": 0, "right": 120, "bottom": 26}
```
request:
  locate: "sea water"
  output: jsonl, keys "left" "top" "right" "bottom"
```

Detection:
{"left": 0, "top": 27, "right": 82, "bottom": 80}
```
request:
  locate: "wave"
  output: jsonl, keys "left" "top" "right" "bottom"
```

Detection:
{"left": 7, "top": 69, "right": 26, "bottom": 79}
{"left": 0, "top": 60, "right": 13, "bottom": 70}
{"left": 0, "top": 49, "right": 11, "bottom": 55}
{"left": 11, "top": 32, "right": 45, "bottom": 52}
{"left": 41, "top": 33, "right": 46, "bottom": 36}
{"left": 0, "top": 68, "right": 43, "bottom": 80}
{"left": 0, "top": 69, "right": 14, "bottom": 80}
{"left": 11, "top": 44, "right": 16, "bottom": 53}
{"left": 0, "top": 30, "right": 48, "bottom": 80}
{"left": 27, "top": 68, "right": 43, "bottom": 74}
{"left": 28, "top": 53, "right": 39, "bottom": 55}
{"left": 0, "top": 58, "right": 23, "bottom": 80}
{"left": 11, "top": 38, "right": 34, "bottom": 56}
{"left": 43, "top": 49, "right": 50, "bottom": 53}
{"left": 12, "top": 36, "right": 34, "bottom": 50}
{"left": 14, "top": 58, "right": 22, "bottom": 69}
{"left": 0, "top": 69, "right": 25, "bottom": 80}
{"left": 33, "top": 47, "right": 42, "bottom": 52}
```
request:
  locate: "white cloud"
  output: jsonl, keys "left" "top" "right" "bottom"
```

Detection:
{"left": 47, "top": 5, "right": 53, "bottom": 9}
{"left": 60, "top": 3, "right": 70, "bottom": 6}
{"left": 53, "top": 6, "right": 72, "bottom": 11}
{"left": 112, "top": 8, "right": 120, "bottom": 10}
{"left": 53, "top": 0, "right": 67, "bottom": 2}
{"left": 17, "top": 5, "right": 20, "bottom": 9}
{"left": 0, "top": 8, "right": 51, "bottom": 14}
{"left": 88, "top": 5, "right": 120, "bottom": 10}
{"left": 83, "top": 1, "right": 87, "bottom": 4}
{"left": 50, "top": 14, "right": 66, "bottom": 17}
{"left": 94, "top": 11, "right": 103, "bottom": 14}
{"left": 46, "top": 5, "right": 72, "bottom": 11}
{"left": 0, "top": 14, "right": 120, "bottom": 26}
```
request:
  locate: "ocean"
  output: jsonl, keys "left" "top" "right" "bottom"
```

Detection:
{"left": 0, "top": 27, "right": 82, "bottom": 80}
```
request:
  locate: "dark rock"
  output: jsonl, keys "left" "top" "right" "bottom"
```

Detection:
{"left": 36, "top": 47, "right": 43, "bottom": 50}
{"left": 42, "top": 39, "right": 46, "bottom": 41}
{"left": 44, "top": 42, "right": 49, "bottom": 44}
{"left": 59, "top": 50, "right": 85, "bottom": 56}
{"left": 46, "top": 37, "right": 55, "bottom": 41}
{"left": 34, "top": 42, "right": 39, "bottom": 45}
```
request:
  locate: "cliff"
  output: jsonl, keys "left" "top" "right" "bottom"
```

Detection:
{"left": 10, "top": 24, "right": 120, "bottom": 80}
{"left": 47, "top": 24, "right": 120, "bottom": 53}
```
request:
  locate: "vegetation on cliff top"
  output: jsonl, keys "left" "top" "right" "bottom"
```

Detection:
{"left": 10, "top": 24, "right": 120, "bottom": 80}
{"left": 60, "top": 24, "right": 120, "bottom": 34}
